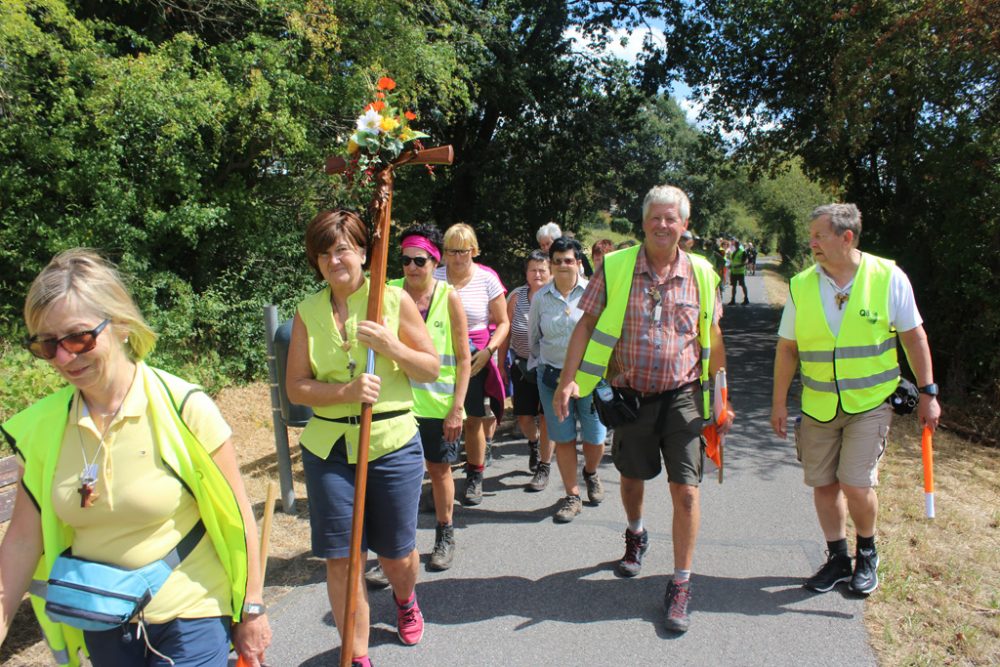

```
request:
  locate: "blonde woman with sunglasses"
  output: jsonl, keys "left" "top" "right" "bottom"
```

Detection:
{"left": 0, "top": 249, "right": 270, "bottom": 667}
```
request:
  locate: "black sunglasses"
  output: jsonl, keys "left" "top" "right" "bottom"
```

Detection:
{"left": 401, "top": 255, "right": 430, "bottom": 267}
{"left": 25, "top": 319, "right": 111, "bottom": 360}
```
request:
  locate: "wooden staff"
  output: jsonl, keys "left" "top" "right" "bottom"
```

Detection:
{"left": 327, "top": 145, "right": 453, "bottom": 667}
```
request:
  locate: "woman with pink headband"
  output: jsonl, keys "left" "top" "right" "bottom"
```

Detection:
{"left": 383, "top": 224, "right": 471, "bottom": 570}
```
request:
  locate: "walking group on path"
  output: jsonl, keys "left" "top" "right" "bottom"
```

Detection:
{"left": 0, "top": 183, "right": 939, "bottom": 667}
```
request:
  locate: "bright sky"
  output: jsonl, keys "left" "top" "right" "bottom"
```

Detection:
{"left": 563, "top": 25, "right": 703, "bottom": 126}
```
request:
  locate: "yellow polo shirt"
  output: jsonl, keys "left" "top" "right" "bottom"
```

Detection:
{"left": 48, "top": 370, "right": 233, "bottom": 623}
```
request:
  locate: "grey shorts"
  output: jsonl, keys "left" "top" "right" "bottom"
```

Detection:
{"left": 796, "top": 403, "right": 892, "bottom": 488}
{"left": 611, "top": 387, "right": 704, "bottom": 485}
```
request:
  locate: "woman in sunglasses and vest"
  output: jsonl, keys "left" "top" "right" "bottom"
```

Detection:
{"left": 387, "top": 224, "right": 470, "bottom": 571}
{"left": 0, "top": 249, "right": 271, "bottom": 666}
{"left": 285, "top": 210, "right": 439, "bottom": 666}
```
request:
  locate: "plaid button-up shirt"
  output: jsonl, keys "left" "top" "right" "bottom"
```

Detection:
{"left": 578, "top": 247, "right": 722, "bottom": 393}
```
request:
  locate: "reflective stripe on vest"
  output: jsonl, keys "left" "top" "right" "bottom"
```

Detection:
{"left": 791, "top": 253, "right": 899, "bottom": 422}
{"left": 575, "top": 246, "right": 718, "bottom": 419}
{"left": 389, "top": 279, "right": 456, "bottom": 418}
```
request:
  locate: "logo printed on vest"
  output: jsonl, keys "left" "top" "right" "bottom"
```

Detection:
{"left": 858, "top": 308, "right": 880, "bottom": 324}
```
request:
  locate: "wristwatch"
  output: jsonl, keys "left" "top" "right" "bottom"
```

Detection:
{"left": 242, "top": 601, "right": 267, "bottom": 616}
{"left": 918, "top": 383, "right": 939, "bottom": 397}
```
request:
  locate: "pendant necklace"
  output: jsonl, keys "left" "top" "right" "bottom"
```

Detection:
{"left": 76, "top": 395, "right": 123, "bottom": 508}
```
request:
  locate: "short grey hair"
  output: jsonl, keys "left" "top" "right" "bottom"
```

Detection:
{"left": 642, "top": 185, "right": 690, "bottom": 222}
{"left": 811, "top": 203, "right": 862, "bottom": 244}
{"left": 536, "top": 222, "right": 562, "bottom": 243}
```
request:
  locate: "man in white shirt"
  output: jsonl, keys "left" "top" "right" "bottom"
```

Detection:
{"left": 770, "top": 203, "right": 940, "bottom": 596}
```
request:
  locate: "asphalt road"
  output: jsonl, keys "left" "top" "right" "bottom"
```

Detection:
{"left": 255, "top": 262, "right": 877, "bottom": 667}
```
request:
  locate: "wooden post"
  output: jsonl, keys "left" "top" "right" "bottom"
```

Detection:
{"left": 327, "top": 145, "right": 453, "bottom": 667}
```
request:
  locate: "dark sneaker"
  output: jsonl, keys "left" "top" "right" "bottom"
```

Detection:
{"left": 364, "top": 563, "right": 389, "bottom": 589}
{"left": 428, "top": 523, "right": 455, "bottom": 571}
{"left": 526, "top": 462, "right": 550, "bottom": 492}
{"left": 462, "top": 470, "right": 483, "bottom": 506}
{"left": 583, "top": 470, "right": 604, "bottom": 504}
{"left": 395, "top": 593, "right": 424, "bottom": 646}
{"left": 742, "top": 299, "right": 750, "bottom": 305}
{"left": 803, "top": 552, "right": 853, "bottom": 592}
{"left": 528, "top": 440, "right": 540, "bottom": 473}
{"left": 664, "top": 580, "right": 692, "bottom": 633}
{"left": 485, "top": 439, "right": 494, "bottom": 467}
{"left": 616, "top": 528, "right": 649, "bottom": 577}
{"left": 850, "top": 547, "right": 880, "bottom": 595}
{"left": 554, "top": 495, "right": 582, "bottom": 523}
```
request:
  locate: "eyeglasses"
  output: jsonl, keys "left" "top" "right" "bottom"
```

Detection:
{"left": 401, "top": 255, "right": 430, "bottom": 267}
{"left": 25, "top": 319, "right": 111, "bottom": 360}
{"left": 445, "top": 248, "right": 472, "bottom": 256}
{"left": 551, "top": 257, "right": 578, "bottom": 266}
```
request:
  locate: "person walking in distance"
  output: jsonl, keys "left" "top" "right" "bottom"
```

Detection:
{"left": 554, "top": 185, "right": 733, "bottom": 633}
{"left": 770, "top": 203, "right": 940, "bottom": 596}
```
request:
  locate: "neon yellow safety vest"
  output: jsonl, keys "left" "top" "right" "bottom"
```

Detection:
{"left": 731, "top": 248, "right": 746, "bottom": 275}
{"left": 389, "top": 278, "right": 458, "bottom": 419}
{"left": 790, "top": 252, "right": 899, "bottom": 422}
{"left": 297, "top": 281, "right": 417, "bottom": 463}
{"left": 0, "top": 363, "right": 248, "bottom": 667}
{"left": 575, "top": 245, "right": 719, "bottom": 419}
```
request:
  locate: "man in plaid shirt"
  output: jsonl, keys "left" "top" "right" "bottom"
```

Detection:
{"left": 554, "top": 185, "right": 734, "bottom": 633}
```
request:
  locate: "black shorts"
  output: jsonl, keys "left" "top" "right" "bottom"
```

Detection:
{"left": 511, "top": 361, "right": 542, "bottom": 417}
{"left": 730, "top": 273, "right": 746, "bottom": 286}
{"left": 417, "top": 416, "right": 460, "bottom": 464}
{"left": 464, "top": 365, "right": 489, "bottom": 418}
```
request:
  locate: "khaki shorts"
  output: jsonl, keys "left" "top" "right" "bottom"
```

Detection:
{"left": 611, "top": 388, "right": 704, "bottom": 485}
{"left": 796, "top": 403, "right": 892, "bottom": 488}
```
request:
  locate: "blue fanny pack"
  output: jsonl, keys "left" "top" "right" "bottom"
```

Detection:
{"left": 43, "top": 521, "right": 206, "bottom": 632}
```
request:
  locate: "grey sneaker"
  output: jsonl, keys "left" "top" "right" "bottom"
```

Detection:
{"left": 428, "top": 523, "right": 455, "bottom": 571}
{"left": 554, "top": 495, "right": 583, "bottom": 523}
{"left": 664, "top": 579, "right": 692, "bottom": 632}
{"left": 364, "top": 563, "right": 389, "bottom": 589}
{"left": 583, "top": 470, "right": 604, "bottom": 504}
{"left": 850, "top": 547, "right": 879, "bottom": 595}
{"left": 803, "top": 552, "right": 853, "bottom": 593}
{"left": 462, "top": 469, "right": 483, "bottom": 506}
{"left": 526, "top": 462, "right": 550, "bottom": 492}
{"left": 617, "top": 528, "right": 649, "bottom": 577}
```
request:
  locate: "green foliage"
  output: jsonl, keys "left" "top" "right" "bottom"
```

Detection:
{"left": 669, "top": 0, "right": 1000, "bottom": 427}
{"left": 0, "top": 342, "right": 64, "bottom": 432}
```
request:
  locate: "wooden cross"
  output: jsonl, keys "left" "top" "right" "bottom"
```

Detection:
{"left": 325, "top": 144, "right": 453, "bottom": 667}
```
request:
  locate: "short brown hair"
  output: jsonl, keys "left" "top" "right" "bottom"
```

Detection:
{"left": 305, "top": 210, "right": 370, "bottom": 278}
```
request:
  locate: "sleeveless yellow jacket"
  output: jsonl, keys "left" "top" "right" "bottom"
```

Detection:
{"left": 0, "top": 363, "right": 248, "bottom": 667}
{"left": 575, "top": 245, "right": 719, "bottom": 419}
{"left": 790, "top": 252, "right": 899, "bottom": 422}
{"left": 297, "top": 280, "right": 417, "bottom": 462}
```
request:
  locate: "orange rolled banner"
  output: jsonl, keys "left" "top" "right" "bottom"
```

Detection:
{"left": 921, "top": 426, "right": 935, "bottom": 519}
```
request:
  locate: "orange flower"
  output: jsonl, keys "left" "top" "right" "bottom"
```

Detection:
{"left": 404, "top": 110, "right": 417, "bottom": 121}
{"left": 376, "top": 92, "right": 385, "bottom": 99}
{"left": 377, "top": 76, "right": 397, "bottom": 91}
{"left": 371, "top": 100, "right": 385, "bottom": 112}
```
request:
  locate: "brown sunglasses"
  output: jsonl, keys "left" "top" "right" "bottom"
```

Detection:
{"left": 24, "top": 319, "right": 111, "bottom": 360}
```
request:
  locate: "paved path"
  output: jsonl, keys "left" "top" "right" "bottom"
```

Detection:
{"left": 257, "top": 262, "right": 876, "bottom": 666}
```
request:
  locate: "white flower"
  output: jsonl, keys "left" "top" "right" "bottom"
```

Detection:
{"left": 357, "top": 109, "right": 383, "bottom": 134}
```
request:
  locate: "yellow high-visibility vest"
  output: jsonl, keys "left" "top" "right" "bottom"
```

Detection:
{"left": 389, "top": 278, "right": 458, "bottom": 419}
{"left": 575, "top": 245, "right": 718, "bottom": 419}
{"left": 790, "top": 253, "right": 899, "bottom": 422}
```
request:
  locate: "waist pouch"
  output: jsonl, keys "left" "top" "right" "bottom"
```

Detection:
{"left": 592, "top": 381, "right": 641, "bottom": 428}
{"left": 887, "top": 377, "right": 918, "bottom": 415}
{"left": 44, "top": 520, "right": 206, "bottom": 632}
{"left": 540, "top": 364, "right": 562, "bottom": 390}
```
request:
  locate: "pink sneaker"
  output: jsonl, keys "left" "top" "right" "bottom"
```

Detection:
{"left": 395, "top": 593, "right": 424, "bottom": 646}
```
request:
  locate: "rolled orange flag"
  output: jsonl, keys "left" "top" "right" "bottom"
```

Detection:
{"left": 921, "top": 426, "right": 935, "bottom": 518}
